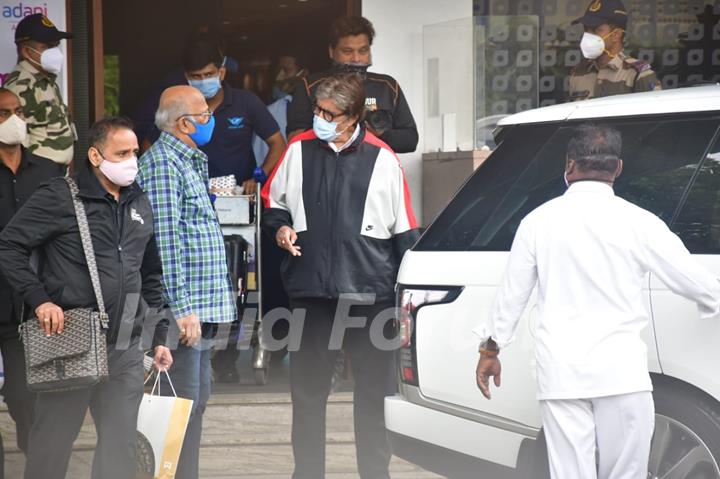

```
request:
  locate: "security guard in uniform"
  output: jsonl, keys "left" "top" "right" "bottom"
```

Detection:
{"left": 4, "top": 14, "right": 75, "bottom": 167}
{"left": 287, "top": 16, "right": 419, "bottom": 154}
{"left": 568, "top": 0, "right": 661, "bottom": 102}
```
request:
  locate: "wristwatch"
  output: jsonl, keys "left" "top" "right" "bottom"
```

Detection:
{"left": 479, "top": 338, "right": 500, "bottom": 356}
{"left": 253, "top": 166, "right": 268, "bottom": 184}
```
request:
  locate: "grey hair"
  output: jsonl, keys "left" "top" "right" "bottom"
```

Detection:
{"left": 313, "top": 74, "right": 365, "bottom": 120}
{"left": 154, "top": 96, "right": 188, "bottom": 133}
{"left": 567, "top": 124, "right": 622, "bottom": 174}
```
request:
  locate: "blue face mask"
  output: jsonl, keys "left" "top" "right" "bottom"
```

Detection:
{"left": 188, "top": 76, "right": 222, "bottom": 99}
{"left": 188, "top": 115, "right": 215, "bottom": 147}
{"left": 313, "top": 115, "right": 350, "bottom": 142}
{"left": 313, "top": 115, "right": 338, "bottom": 142}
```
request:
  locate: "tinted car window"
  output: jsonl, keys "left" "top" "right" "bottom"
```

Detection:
{"left": 416, "top": 115, "right": 720, "bottom": 252}
{"left": 672, "top": 131, "right": 720, "bottom": 254}
{"left": 416, "top": 123, "right": 560, "bottom": 252}
{"left": 615, "top": 118, "right": 720, "bottom": 223}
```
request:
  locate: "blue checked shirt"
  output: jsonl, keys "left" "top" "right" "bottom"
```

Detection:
{"left": 137, "top": 132, "right": 236, "bottom": 324}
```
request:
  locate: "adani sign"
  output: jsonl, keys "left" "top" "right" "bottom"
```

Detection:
{"left": 2, "top": 2, "right": 48, "bottom": 17}
{"left": 0, "top": 1, "right": 68, "bottom": 96}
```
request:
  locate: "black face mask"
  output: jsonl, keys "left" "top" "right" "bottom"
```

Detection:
{"left": 331, "top": 61, "right": 371, "bottom": 78}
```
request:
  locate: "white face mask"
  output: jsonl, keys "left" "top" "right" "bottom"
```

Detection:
{"left": 98, "top": 156, "right": 139, "bottom": 187}
{"left": 28, "top": 46, "right": 64, "bottom": 75}
{"left": 580, "top": 32, "right": 606, "bottom": 60}
{"left": 0, "top": 114, "right": 28, "bottom": 146}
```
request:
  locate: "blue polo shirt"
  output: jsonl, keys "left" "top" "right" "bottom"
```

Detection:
{"left": 201, "top": 83, "right": 280, "bottom": 182}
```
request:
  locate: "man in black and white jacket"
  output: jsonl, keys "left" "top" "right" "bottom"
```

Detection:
{"left": 262, "top": 73, "right": 418, "bottom": 479}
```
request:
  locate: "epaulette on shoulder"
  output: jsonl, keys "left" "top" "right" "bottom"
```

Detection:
{"left": 3, "top": 70, "right": 21, "bottom": 86}
{"left": 623, "top": 58, "right": 651, "bottom": 74}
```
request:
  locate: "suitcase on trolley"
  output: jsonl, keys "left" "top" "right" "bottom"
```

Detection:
{"left": 214, "top": 192, "right": 271, "bottom": 385}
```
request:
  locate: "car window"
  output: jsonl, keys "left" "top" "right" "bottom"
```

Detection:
{"left": 416, "top": 123, "right": 560, "bottom": 252}
{"left": 614, "top": 119, "right": 720, "bottom": 224}
{"left": 416, "top": 115, "right": 720, "bottom": 252}
{"left": 672, "top": 131, "right": 720, "bottom": 254}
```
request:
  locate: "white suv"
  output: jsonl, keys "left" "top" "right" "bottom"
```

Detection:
{"left": 386, "top": 85, "right": 720, "bottom": 479}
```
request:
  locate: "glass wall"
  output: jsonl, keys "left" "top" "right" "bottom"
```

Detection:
{"left": 475, "top": 16, "right": 539, "bottom": 127}
{"left": 473, "top": 0, "right": 720, "bottom": 108}
{"left": 423, "top": 1, "right": 720, "bottom": 153}
{"left": 422, "top": 16, "right": 540, "bottom": 152}
{"left": 423, "top": 18, "right": 475, "bottom": 153}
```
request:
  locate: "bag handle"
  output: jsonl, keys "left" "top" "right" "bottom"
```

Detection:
{"left": 144, "top": 369, "right": 178, "bottom": 397}
{"left": 63, "top": 177, "right": 108, "bottom": 328}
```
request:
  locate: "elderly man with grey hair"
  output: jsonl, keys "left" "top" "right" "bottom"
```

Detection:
{"left": 137, "top": 85, "right": 236, "bottom": 479}
{"left": 262, "top": 73, "right": 419, "bottom": 479}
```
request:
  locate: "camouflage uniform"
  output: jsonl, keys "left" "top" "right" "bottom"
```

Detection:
{"left": 4, "top": 60, "right": 75, "bottom": 165}
{"left": 568, "top": 51, "right": 661, "bottom": 102}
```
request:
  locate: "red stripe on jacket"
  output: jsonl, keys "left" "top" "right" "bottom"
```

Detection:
{"left": 363, "top": 132, "right": 418, "bottom": 229}
{"left": 261, "top": 129, "right": 317, "bottom": 208}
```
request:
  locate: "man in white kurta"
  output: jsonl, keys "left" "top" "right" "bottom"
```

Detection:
{"left": 475, "top": 124, "right": 720, "bottom": 479}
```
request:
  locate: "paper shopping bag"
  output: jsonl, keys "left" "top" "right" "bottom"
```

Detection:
{"left": 136, "top": 371, "right": 193, "bottom": 478}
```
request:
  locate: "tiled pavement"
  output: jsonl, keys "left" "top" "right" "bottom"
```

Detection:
{"left": 1, "top": 354, "right": 443, "bottom": 478}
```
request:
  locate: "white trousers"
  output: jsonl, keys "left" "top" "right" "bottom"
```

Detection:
{"left": 539, "top": 392, "right": 655, "bottom": 479}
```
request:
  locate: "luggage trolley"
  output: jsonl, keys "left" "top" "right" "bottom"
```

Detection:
{"left": 216, "top": 191, "right": 271, "bottom": 385}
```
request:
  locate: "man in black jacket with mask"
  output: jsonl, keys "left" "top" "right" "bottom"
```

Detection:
{"left": 0, "top": 116, "right": 172, "bottom": 479}
{"left": 286, "top": 16, "right": 419, "bottom": 154}
{"left": 0, "top": 87, "right": 63, "bottom": 478}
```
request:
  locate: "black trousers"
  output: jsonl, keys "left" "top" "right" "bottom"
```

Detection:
{"left": 23, "top": 339, "right": 144, "bottom": 479}
{"left": 0, "top": 322, "right": 36, "bottom": 479}
{"left": 290, "top": 298, "right": 396, "bottom": 479}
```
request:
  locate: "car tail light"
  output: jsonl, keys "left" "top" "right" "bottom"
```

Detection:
{"left": 396, "top": 285, "right": 463, "bottom": 386}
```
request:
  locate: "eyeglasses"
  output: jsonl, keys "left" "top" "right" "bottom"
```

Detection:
{"left": 313, "top": 103, "right": 345, "bottom": 123}
{"left": 177, "top": 110, "right": 212, "bottom": 123}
